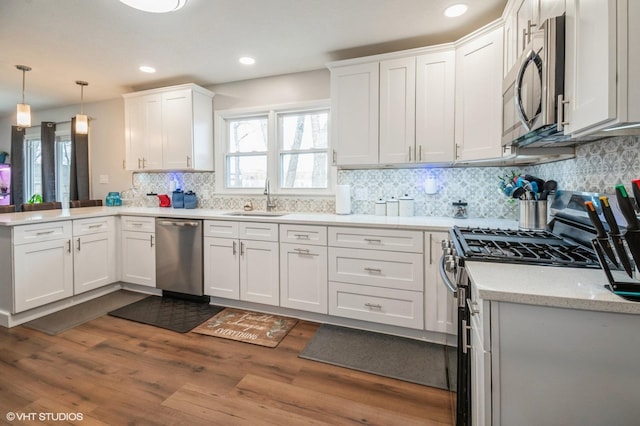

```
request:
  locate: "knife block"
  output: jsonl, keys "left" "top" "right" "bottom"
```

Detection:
{"left": 591, "top": 238, "right": 640, "bottom": 302}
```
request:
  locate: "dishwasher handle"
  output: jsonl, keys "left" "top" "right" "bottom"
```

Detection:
{"left": 158, "top": 220, "right": 200, "bottom": 227}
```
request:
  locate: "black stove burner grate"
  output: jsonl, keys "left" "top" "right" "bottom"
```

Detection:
{"left": 453, "top": 226, "right": 602, "bottom": 268}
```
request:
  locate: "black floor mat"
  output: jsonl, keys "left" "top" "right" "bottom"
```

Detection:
{"left": 108, "top": 295, "right": 224, "bottom": 333}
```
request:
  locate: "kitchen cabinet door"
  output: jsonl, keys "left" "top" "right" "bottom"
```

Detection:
{"left": 563, "top": 0, "right": 617, "bottom": 135}
{"left": 471, "top": 314, "right": 492, "bottom": 426}
{"left": 13, "top": 239, "right": 74, "bottom": 313}
{"left": 424, "top": 232, "right": 456, "bottom": 334}
{"left": 121, "top": 231, "right": 156, "bottom": 287}
{"left": 415, "top": 50, "right": 455, "bottom": 163}
{"left": 204, "top": 237, "right": 240, "bottom": 300}
{"left": 454, "top": 24, "right": 504, "bottom": 162}
{"left": 330, "top": 63, "right": 379, "bottom": 166}
{"left": 240, "top": 239, "right": 279, "bottom": 306}
{"left": 280, "top": 243, "right": 328, "bottom": 313}
{"left": 124, "top": 93, "right": 163, "bottom": 170}
{"left": 162, "top": 89, "right": 193, "bottom": 170}
{"left": 379, "top": 57, "right": 416, "bottom": 164}
{"left": 74, "top": 231, "right": 116, "bottom": 294}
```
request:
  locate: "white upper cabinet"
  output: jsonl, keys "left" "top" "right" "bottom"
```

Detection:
{"left": 124, "top": 83, "right": 214, "bottom": 171}
{"left": 454, "top": 24, "right": 504, "bottom": 162}
{"left": 416, "top": 50, "right": 455, "bottom": 163}
{"left": 330, "top": 63, "right": 379, "bottom": 166}
{"left": 562, "top": 0, "right": 640, "bottom": 137}
{"left": 330, "top": 46, "right": 456, "bottom": 166}
{"left": 379, "top": 57, "right": 416, "bottom": 164}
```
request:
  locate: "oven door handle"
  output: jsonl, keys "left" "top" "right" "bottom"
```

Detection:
{"left": 439, "top": 254, "right": 458, "bottom": 297}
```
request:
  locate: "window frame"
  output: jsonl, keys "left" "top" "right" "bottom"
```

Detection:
{"left": 215, "top": 100, "right": 334, "bottom": 196}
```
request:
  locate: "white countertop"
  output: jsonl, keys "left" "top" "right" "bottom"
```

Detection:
{"left": 467, "top": 261, "right": 640, "bottom": 314}
{"left": 0, "top": 206, "right": 519, "bottom": 231}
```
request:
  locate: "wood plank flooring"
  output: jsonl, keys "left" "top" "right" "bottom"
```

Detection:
{"left": 0, "top": 315, "right": 454, "bottom": 425}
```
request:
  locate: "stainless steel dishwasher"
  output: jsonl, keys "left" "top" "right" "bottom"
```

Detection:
{"left": 155, "top": 218, "right": 203, "bottom": 296}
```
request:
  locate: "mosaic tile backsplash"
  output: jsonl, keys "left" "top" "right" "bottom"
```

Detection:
{"left": 126, "top": 135, "right": 639, "bottom": 220}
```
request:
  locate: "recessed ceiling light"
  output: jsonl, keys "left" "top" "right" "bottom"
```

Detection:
{"left": 139, "top": 65, "right": 156, "bottom": 73}
{"left": 444, "top": 4, "right": 468, "bottom": 18}
{"left": 239, "top": 56, "right": 256, "bottom": 65}
{"left": 120, "top": 0, "right": 187, "bottom": 13}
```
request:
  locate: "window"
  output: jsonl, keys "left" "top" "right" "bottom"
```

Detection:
{"left": 279, "top": 110, "right": 329, "bottom": 189}
{"left": 217, "top": 102, "right": 331, "bottom": 194}
{"left": 23, "top": 133, "right": 41, "bottom": 203}
{"left": 55, "top": 124, "right": 72, "bottom": 204}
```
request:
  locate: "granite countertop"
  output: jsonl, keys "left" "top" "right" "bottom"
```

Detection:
{"left": 467, "top": 261, "right": 640, "bottom": 315}
{"left": 0, "top": 206, "right": 519, "bottom": 231}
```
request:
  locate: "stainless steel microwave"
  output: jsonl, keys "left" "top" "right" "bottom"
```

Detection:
{"left": 502, "top": 15, "right": 565, "bottom": 148}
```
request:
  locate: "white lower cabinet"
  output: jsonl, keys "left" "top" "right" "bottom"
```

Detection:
{"left": 13, "top": 235, "right": 74, "bottom": 313}
{"left": 327, "top": 226, "right": 424, "bottom": 329}
{"left": 204, "top": 221, "right": 279, "bottom": 306}
{"left": 280, "top": 243, "right": 328, "bottom": 313}
{"left": 424, "top": 231, "right": 457, "bottom": 334}
{"left": 120, "top": 216, "right": 156, "bottom": 287}
{"left": 73, "top": 217, "right": 116, "bottom": 294}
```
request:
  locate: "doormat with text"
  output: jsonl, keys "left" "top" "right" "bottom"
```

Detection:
{"left": 192, "top": 308, "right": 298, "bottom": 348}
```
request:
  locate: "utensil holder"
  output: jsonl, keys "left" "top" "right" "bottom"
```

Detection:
{"left": 519, "top": 200, "right": 547, "bottom": 230}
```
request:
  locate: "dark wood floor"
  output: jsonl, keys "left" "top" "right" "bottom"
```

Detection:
{"left": 0, "top": 315, "right": 454, "bottom": 425}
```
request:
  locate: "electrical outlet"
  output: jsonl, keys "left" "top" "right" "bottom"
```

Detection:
{"left": 99, "top": 174, "right": 109, "bottom": 184}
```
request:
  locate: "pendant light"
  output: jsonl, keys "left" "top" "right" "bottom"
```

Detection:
{"left": 16, "top": 65, "right": 32, "bottom": 127}
{"left": 75, "top": 80, "right": 89, "bottom": 134}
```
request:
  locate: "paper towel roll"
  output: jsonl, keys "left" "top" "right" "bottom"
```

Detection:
{"left": 335, "top": 185, "right": 351, "bottom": 215}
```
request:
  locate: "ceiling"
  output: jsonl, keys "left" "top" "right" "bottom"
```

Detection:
{"left": 0, "top": 0, "right": 506, "bottom": 119}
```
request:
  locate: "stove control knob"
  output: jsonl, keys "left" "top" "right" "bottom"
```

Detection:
{"left": 441, "top": 240, "right": 452, "bottom": 250}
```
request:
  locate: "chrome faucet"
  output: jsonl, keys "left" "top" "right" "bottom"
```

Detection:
{"left": 264, "top": 179, "right": 276, "bottom": 211}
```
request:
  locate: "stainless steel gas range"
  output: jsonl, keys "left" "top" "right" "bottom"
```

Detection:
{"left": 439, "top": 191, "right": 631, "bottom": 426}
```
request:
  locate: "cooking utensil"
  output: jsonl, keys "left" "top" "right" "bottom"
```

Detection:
{"left": 615, "top": 184, "right": 640, "bottom": 268}
{"left": 599, "top": 196, "right": 633, "bottom": 277}
{"left": 539, "top": 180, "right": 557, "bottom": 201}
{"left": 632, "top": 179, "right": 640, "bottom": 211}
{"left": 584, "top": 201, "right": 619, "bottom": 267}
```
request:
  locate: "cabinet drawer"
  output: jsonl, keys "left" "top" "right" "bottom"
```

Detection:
{"left": 329, "top": 281, "right": 424, "bottom": 329}
{"left": 329, "top": 247, "right": 423, "bottom": 291}
{"left": 280, "top": 224, "right": 327, "bottom": 246}
{"left": 73, "top": 216, "right": 113, "bottom": 236}
{"left": 239, "top": 222, "right": 278, "bottom": 242}
{"left": 329, "top": 227, "right": 423, "bottom": 253}
{"left": 13, "top": 221, "right": 72, "bottom": 245}
{"left": 204, "top": 220, "right": 239, "bottom": 238}
{"left": 121, "top": 216, "right": 155, "bottom": 232}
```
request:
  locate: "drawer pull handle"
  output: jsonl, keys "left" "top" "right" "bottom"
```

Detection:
{"left": 76, "top": 238, "right": 81, "bottom": 251}
{"left": 131, "top": 223, "right": 143, "bottom": 227}
{"left": 36, "top": 230, "right": 55, "bottom": 236}
{"left": 294, "top": 248, "right": 310, "bottom": 254}
{"left": 232, "top": 241, "right": 237, "bottom": 255}
{"left": 364, "top": 238, "right": 381, "bottom": 243}
{"left": 364, "top": 267, "right": 382, "bottom": 274}
{"left": 88, "top": 224, "right": 103, "bottom": 229}
{"left": 294, "top": 234, "right": 310, "bottom": 239}
{"left": 150, "top": 235, "right": 154, "bottom": 247}
{"left": 364, "top": 303, "right": 382, "bottom": 310}
{"left": 66, "top": 240, "right": 71, "bottom": 253}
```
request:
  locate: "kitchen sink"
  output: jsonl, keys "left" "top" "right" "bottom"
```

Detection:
{"left": 223, "top": 211, "right": 289, "bottom": 217}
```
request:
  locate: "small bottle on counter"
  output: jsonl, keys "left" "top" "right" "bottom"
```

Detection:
{"left": 374, "top": 198, "right": 386, "bottom": 216}
{"left": 452, "top": 200, "right": 468, "bottom": 219}
{"left": 386, "top": 197, "right": 399, "bottom": 216}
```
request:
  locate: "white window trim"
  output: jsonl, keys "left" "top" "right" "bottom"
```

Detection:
{"left": 214, "top": 100, "right": 336, "bottom": 196}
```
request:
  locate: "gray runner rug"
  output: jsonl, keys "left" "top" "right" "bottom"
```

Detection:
{"left": 299, "top": 324, "right": 456, "bottom": 390}
{"left": 24, "top": 290, "right": 148, "bottom": 335}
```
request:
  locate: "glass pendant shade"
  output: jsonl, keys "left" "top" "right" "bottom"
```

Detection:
{"left": 75, "top": 114, "right": 89, "bottom": 134}
{"left": 17, "top": 103, "right": 31, "bottom": 127}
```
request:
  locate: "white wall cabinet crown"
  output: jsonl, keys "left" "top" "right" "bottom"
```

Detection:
{"left": 124, "top": 83, "right": 214, "bottom": 171}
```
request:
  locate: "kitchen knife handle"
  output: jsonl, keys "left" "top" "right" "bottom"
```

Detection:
{"left": 584, "top": 201, "right": 607, "bottom": 238}
{"left": 615, "top": 184, "right": 639, "bottom": 231}
{"left": 632, "top": 179, "right": 640, "bottom": 211}
{"left": 599, "top": 196, "right": 620, "bottom": 234}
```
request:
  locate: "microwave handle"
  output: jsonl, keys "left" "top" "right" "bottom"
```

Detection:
{"left": 514, "top": 49, "right": 543, "bottom": 131}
